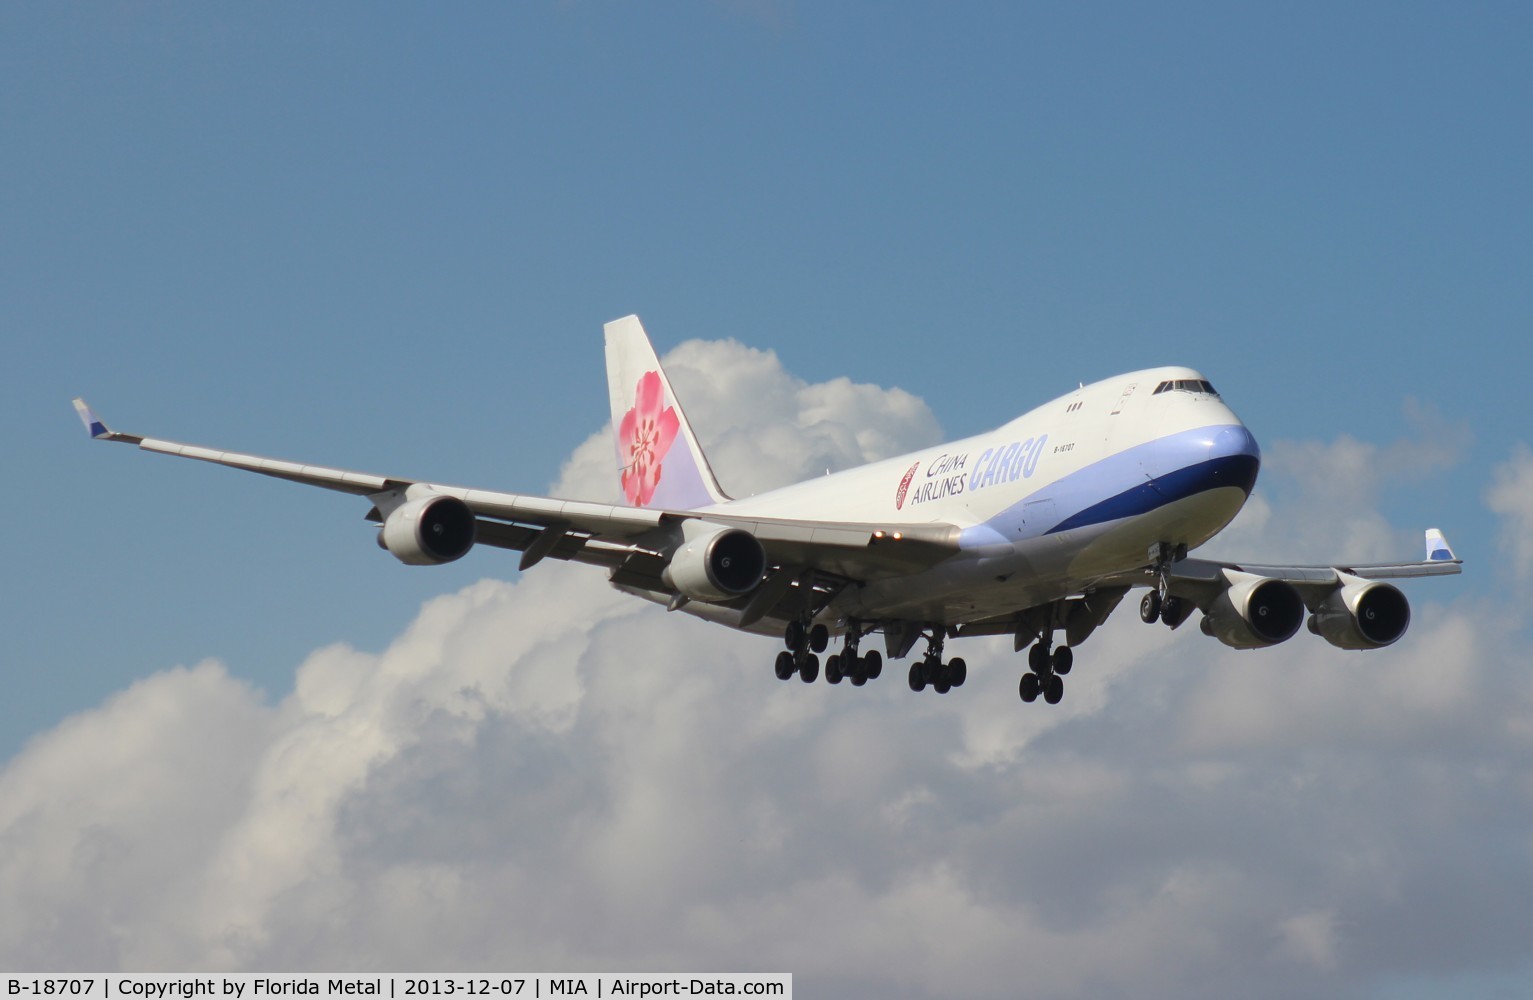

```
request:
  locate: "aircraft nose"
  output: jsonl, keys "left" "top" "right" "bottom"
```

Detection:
{"left": 1205, "top": 424, "right": 1261, "bottom": 494}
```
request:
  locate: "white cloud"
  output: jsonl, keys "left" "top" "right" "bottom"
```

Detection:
{"left": 1486, "top": 445, "right": 1533, "bottom": 583}
{"left": 3, "top": 348, "right": 1529, "bottom": 998}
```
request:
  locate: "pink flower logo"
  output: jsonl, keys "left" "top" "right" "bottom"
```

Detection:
{"left": 619, "top": 370, "right": 680, "bottom": 506}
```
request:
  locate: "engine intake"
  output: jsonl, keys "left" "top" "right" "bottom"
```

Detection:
{"left": 379, "top": 494, "right": 476, "bottom": 565}
{"left": 1307, "top": 579, "right": 1410, "bottom": 650}
{"left": 1199, "top": 574, "right": 1304, "bottom": 649}
{"left": 662, "top": 524, "right": 766, "bottom": 602}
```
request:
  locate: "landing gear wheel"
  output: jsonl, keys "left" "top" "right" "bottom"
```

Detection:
{"left": 948, "top": 657, "right": 967, "bottom": 687}
{"left": 1052, "top": 647, "right": 1073, "bottom": 676}
{"left": 850, "top": 661, "right": 868, "bottom": 686}
{"left": 809, "top": 623, "right": 830, "bottom": 653}
{"left": 908, "top": 662, "right": 926, "bottom": 692}
{"left": 774, "top": 651, "right": 795, "bottom": 681}
{"left": 1140, "top": 590, "right": 1162, "bottom": 624}
{"left": 1028, "top": 642, "right": 1051, "bottom": 674}
{"left": 1019, "top": 672, "right": 1042, "bottom": 703}
{"left": 825, "top": 654, "right": 843, "bottom": 685}
{"left": 864, "top": 650, "right": 883, "bottom": 680}
{"left": 785, "top": 620, "right": 805, "bottom": 651}
{"left": 933, "top": 678, "right": 951, "bottom": 694}
{"left": 1160, "top": 595, "right": 1187, "bottom": 628}
{"left": 798, "top": 653, "right": 819, "bottom": 683}
{"left": 1044, "top": 674, "right": 1065, "bottom": 704}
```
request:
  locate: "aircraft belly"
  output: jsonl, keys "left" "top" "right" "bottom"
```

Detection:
{"left": 835, "top": 546, "right": 1075, "bottom": 626}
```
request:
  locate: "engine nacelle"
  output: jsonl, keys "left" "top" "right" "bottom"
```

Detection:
{"left": 661, "top": 524, "right": 766, "bottom": 602}
{"left": 1307, "top": 579, "right": 1410, "bottom": 650}
{"left": 378, "top": 494, "right": 476, "bottom": 565}
{"left": 1199, "top": 574, "right": 1305, "bottom": 649}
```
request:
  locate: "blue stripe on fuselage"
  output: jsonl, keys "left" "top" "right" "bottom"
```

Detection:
{"left": 963, "top": 424, "right": 1260, "bottom": 546}
{"left": 1047, "top": 453, "right": 1259, "bottom": 534}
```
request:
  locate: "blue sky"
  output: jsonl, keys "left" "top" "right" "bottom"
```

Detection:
{"left": 4, "top": 3, "right": 1532, "bottom": 996}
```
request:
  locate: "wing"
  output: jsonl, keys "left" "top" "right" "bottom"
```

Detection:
{"left": 73, "top": 400, "right": 960, "bottom": 626}
{"left": 1168, "top": 528, "right": 1461, "bottom": 599}
{"left": 1132, "top": 529, "right": 1462, "bottom": 651}
{"left": 968, "top": 529, "right": 1460, "bottom": 654}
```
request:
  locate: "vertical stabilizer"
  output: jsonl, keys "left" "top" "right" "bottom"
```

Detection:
{"left": 604, "top": 315, "right": 731, "bottom": 510}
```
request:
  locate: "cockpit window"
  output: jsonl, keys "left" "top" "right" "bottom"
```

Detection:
{"left": 1153, "top": 379, "right": 1220, "bottom": 397}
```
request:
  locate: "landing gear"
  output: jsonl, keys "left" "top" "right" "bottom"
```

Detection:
{"left": 777, "top": 618, "right": 882, "bottom": 688}
{"left": 1019, "top": 629, "right": 1073, "bottom": 705}
{"left": 777, "top": 617, "right": 822, "bottom": 684}
{"left": 906, "top": 629, "right": 967, "bottom": 695}
{"left": 1140, "top": 541, "right": 1192, "bottom": 629}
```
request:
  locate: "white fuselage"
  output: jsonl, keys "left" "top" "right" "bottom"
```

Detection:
{"left": 698, "top": 367, "right": 1260, "bottom": 626}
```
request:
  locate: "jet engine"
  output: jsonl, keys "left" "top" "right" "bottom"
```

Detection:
{"left": 1307, "top": 578, "right": 1410, "bottom": 650}
{"left": 662, "top": 524, "right": 766, "bottom": 602}
{"left": 378, "top": 494, "right": 477, "bottom": 565}
{"left": 1199, "top": 573, "right": 1305, "bottom": 649}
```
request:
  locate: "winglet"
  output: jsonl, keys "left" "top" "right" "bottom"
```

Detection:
{"left": 1425, "top": 528, "right": 1456, "bottom": 563}
{"left": 72, "top": 398, "right": 142, "bottom": 445}
{"left": 72, "top": 397, "right": 112, "bottom": 438}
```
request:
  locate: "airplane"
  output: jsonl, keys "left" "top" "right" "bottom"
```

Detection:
{"left": 73, "top": 315, "right": 1461, "bottom": 705}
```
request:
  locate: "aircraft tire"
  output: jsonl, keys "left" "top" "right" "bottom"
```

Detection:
{"left": 825, "top": 654, "right": 843, "bottom": 684}
{"left": 908, "top": 663, "right": 926, "bottom": 692}
{"left": 774, "top": 651, "right": 795, "bottom": 681}
{"left": 864, "top": 651, "right": 883, "bottom": 680}
{"left": 1053, "top": 647, "right": 1073, "bottom": 675}
{"left": 810, "top": 624, "right": 830, "bottom": 653}
{"left": 934, "top": 678, "right": 951, "bottom": 694}
{"left": 948, "top": 657, "right": 967, "bottom": 687}
{"left": 1044, "top": 674, "right": 1065, "bottom": 705}
{"left": 785, "top": 620, "right": 804, "bottom": 651}
{"left": 1028, "top": 642, "right": 1051, "bottom": 675}
{"left": 799, "top": 653, "right": 819, "bottom": 683}
{"left": 1019, "top": 672, "right": 1042, "bottom": 702}
{"left": 1140, "top": 591, "right": 1162, "bottom": 624}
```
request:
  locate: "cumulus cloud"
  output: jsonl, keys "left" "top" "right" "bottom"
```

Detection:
{"left": 3, "top": 347, "right": 1529, "bottom": 999}
{"left": 1486, "top": 445, "right": 1533, "bottom": 583}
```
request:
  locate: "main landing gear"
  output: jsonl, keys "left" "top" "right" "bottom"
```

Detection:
{"left": 1018, "top": 633, "right": 1070, "bottom": 705}
{"left": 775, "top": 618, "right": 883, "bottom": 686}
{"left": 825, "top": 621, "right": 883, "bottom": 687}
{"left": 907, "top": 629, "right": 967, "bottom": 695}
{"left": 775, "top": 617, "right": 827, "bottom": 683}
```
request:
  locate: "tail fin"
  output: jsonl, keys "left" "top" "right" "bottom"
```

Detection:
{"left": 604, "top": 315, "right": 731, "bottom": 510}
